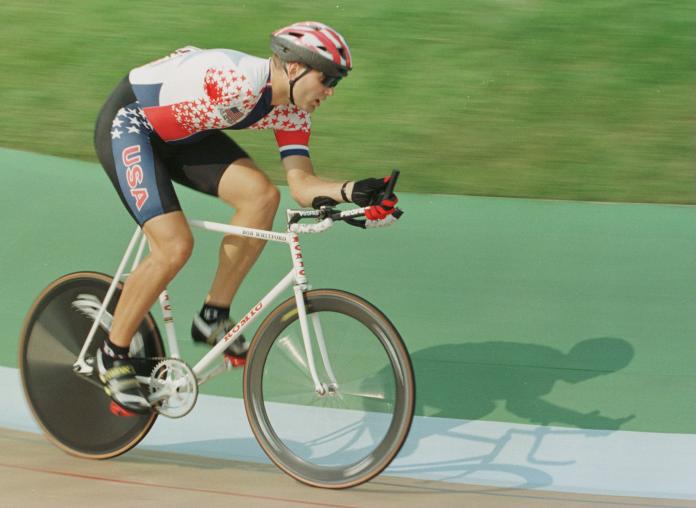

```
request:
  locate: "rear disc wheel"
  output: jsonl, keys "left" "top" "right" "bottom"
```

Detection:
{"left": 19, "top": 271, "right": 164, "bottom": 459}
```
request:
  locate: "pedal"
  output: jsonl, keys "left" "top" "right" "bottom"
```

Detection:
{"left": 109, "top": 400, "right": 138, "bottom": 417}
{"left": 224, "top": 353, "right": 246, "bottom": 368}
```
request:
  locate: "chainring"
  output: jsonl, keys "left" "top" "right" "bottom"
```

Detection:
{"left": 148, "top": 358, "right": 198, "bottom": 418}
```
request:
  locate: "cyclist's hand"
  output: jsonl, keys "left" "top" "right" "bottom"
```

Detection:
{"left": 351, "top": 176, "right": 396, "bottom": 207}
{"left": 365, "top": 195, "right": 398, "bottom": 220}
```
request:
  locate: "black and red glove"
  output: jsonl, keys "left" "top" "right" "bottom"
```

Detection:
{"left": 350, "top": 176, "right": 399, "bottom": 220}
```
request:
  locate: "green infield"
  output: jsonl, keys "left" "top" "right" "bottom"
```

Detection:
{"left": 1, "top": 0, "right": 694, "bottom": 203}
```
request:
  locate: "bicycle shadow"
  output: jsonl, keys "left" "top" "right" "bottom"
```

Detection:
{"left": 124, "top": 436, "right": 275, "bottom": 469}
{"left": 361, "top": 336, "right": 635, "bottom": 487}
{"left": 125, "top": 336, "right": 635, "bottom": 489}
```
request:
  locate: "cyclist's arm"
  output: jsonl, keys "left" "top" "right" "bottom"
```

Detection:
{"left": 283, "top": 155, "right": 354, "bottom": 208}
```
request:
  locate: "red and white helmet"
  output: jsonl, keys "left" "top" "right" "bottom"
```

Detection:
{"left": 271, "top": 21, "right": 352, "bottom": 78}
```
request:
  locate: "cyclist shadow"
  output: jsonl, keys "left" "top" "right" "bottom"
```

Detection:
{"left": 128, "top": 336, "right": 635, "bottom": 487}
{"left": 404, "top": 336, "right": 635, "bottom": 427}
{"left": 361, "top": 336, "right": 636, "bottom": 487}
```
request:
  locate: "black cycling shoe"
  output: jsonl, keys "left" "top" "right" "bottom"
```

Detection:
{"left": 191, "top": 315, "right": 248, "bottom": 366}
{"left": 96, "top": 349, "right": 151, "bottom": 415}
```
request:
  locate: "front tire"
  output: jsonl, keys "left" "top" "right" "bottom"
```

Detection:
{"left": 243, "top": 289, "right": 415, "bottom": 488}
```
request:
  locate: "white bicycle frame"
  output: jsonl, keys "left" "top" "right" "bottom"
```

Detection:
{"left": 71, "top": 211, "right": 343, "bottom": 395}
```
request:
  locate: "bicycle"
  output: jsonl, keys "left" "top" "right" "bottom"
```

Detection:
{"left": 18, "top": 170, "right": 415, "bottom": 489}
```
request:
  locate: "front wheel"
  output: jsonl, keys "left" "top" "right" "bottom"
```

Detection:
{"left": 244, "top": 289, "right": 415, "bottom": 488}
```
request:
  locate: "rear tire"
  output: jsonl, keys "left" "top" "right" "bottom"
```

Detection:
{"left": 19, "top": 271, "right": 164, "bottom": 459}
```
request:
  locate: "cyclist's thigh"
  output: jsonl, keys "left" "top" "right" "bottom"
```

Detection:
{"left": 164, "top": 130, "right": 251, "bottom": 198}
{"left": 95, "top": 81, "right": 181, "bottom": 226}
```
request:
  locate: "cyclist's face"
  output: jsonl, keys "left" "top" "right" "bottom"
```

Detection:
{"left": 292, "top": 67, "right": 334, "bottom": 113}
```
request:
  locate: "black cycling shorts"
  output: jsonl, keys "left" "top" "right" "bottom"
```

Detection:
{"left": 94, "top": 76, "right": 249, "bottom": 225}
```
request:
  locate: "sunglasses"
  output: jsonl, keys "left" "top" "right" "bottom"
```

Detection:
{"left": 321, "top": 74, "right": 343, "bottom": 88}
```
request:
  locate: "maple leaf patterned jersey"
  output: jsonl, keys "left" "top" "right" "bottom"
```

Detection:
{"left": 128, "top": 46, "right": 311, "bottom": 159}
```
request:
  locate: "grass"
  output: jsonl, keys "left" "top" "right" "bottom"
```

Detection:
{"left": 1, "top": 0, "right": 694, "bottom": 203}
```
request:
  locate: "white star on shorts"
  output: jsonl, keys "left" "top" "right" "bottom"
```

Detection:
{"left": 127, "top": 125, "right": 140, "bottom": 134}
{"left": 111, "top": 128, "right": 122, "bottom": 139}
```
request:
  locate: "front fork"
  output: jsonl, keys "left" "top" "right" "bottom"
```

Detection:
{"left": 293, "top": 285, "right": 339, "bottom": 396}
{"left": 289, "top": 231, "right": 339, "bottom": 396}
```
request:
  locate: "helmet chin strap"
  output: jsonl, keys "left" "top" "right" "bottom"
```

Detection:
{"left": 284, "top": 64, "right": 311, "bottom": 106}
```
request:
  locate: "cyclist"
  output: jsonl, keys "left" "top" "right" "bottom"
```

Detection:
{"left": 93, "top": 21, "right": 398, "bottom": 414}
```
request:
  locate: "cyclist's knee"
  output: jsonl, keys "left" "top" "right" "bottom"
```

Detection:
{"left": 238, "top": 186, "right": 279, "bottom": 220}
{"left": 172, "top": 236, "right": 194, "bottom": 268}
{"left": 149, "top": 230, "right": 194, "bottom": 275}
{"left": 243, "top": 177, "right": 280, "bottom": 211}
{"left": 219, "top": 166, "right": 279, "bottom": 215}
{"left": 259, "top": 184, "right": 281, "bottom": 212}
{"left": 166, "top": 235, "right": 193, "bottom": 271}
{"left": 237, "top": 184, "right": 279, "bottom": 225}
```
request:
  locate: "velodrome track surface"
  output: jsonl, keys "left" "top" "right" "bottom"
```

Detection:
{"left": 2, "top": 148, "right": 696, "bottom": 505}
{"left": 2, "top": 428, "right": 695, "bottom": 508}
{"left": 3, "top": 362, "right": 696, "bottom": 504}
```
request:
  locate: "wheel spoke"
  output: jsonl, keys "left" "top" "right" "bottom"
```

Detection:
{"left": 274, "top": 335, "right": 312, "bottom": 379}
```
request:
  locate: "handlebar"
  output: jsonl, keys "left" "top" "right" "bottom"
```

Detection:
{"left": 382, "top": 170, "right": 399, "bottom": 202}
{"left": 383, "top": 170, "right": 403, "bottom": 220}
{"left": 287, "top": 169, "right": 404, "bottom": 234}
{"left": 287, "top": 205, "right": 398, "bottom": 233}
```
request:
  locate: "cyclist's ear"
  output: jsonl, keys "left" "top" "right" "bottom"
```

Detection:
{"left": 286, "top": 61, "right": 309, "bottom": 79}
